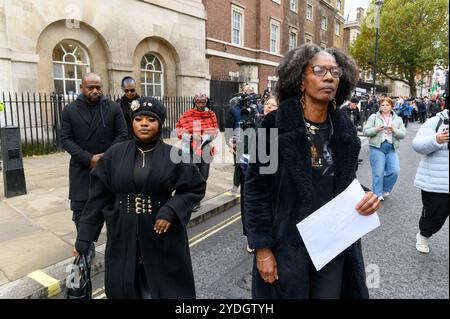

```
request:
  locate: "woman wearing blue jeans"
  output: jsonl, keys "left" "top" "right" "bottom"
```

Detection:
{"left": 364, "top": 97, "right": 406, "bottom": 201}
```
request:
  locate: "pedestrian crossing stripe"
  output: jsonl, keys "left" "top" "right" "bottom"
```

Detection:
{"left": 27, "top": 270, "right": 61, "bottom": 297}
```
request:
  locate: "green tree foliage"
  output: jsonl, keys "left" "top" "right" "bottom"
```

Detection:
{"left": 350, "top": 0, "right": 449, "bottom": 97}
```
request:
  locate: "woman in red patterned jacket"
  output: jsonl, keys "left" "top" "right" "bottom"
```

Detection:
{"left": 176, "top": 93, "right": 219, "bottom": 210}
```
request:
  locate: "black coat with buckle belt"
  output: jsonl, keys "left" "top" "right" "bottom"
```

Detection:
{"left": 244, "top": 97, "right": 370, "bottom": 299}
{"left": 61, "top": 95, "right": 128, "bottom": 201}
{"left": 76, "top": 139, "right": 206, "bottom": 298}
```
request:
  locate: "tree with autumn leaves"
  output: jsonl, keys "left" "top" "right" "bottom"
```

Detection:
{"left": 350, "top": 0, "right": 449, "bottom": 97}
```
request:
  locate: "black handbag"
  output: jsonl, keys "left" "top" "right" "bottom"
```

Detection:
{"left": 65, "top": 254, "right": 92, "bottom": 299}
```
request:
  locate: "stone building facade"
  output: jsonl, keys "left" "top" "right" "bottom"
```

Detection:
{"left": 0, "top": 0, "right": 209, "bottom": 96}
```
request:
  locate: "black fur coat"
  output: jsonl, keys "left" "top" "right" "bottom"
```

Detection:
{"left": 244, "top": 97, "right": 369, "bottom": 299}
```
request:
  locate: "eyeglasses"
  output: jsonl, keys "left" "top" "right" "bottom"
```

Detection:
{"left": 124, "top": 89, "right": 136, "bottom": 93}
{"left": 310, "top": 65, "right": 343, "bottom": 78}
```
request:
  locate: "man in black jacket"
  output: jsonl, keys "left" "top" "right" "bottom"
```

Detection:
{"left": 116, "top": 76, "right": 140, "bottom": 139}
{"left": 341, "top": 97, "right": 361, "bottom": 129}
{"left": 61, "top": 72, "right": 127, "bottom": 258}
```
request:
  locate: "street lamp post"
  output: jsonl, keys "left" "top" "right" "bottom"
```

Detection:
{"left": 372, "top": 0, "right": 383, "bottom": 96}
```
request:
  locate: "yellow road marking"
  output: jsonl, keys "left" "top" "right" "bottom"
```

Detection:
{"left": 188, "top": 212, "right": 241, "bottom": 243}
{"left": 224, "top": 191, "right": 241, "bottom": 198}
{"left": 27, "top": 270, "right": 61, "bottom": 297}
{"left": 91, "top": 212, "right": 242, "bottom": 299}
{"left": 189, "top": 215, "right": 241, "bottom": 248}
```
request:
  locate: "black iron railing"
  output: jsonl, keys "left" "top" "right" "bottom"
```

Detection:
{"left": 0, "top": 93, "right": 195, "bottom": 157}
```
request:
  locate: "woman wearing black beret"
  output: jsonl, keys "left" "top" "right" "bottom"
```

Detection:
{"left": 74, "top": 96, "right": 206, "bottom": 299}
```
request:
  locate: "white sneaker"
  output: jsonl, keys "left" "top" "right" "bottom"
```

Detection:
{"left": 383, "top": 192, "right": 390, "bottom": 198}
{"left": 246, "top": 244, "right": 255, "bottom": 253}
{"left": 378, "top": 196, "right": 384, "bottom": 201}
{"left": 416, "top": 232, "right": 430, "bottom": 254}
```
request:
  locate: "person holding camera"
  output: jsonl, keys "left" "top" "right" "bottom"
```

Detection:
{"left": 341, "top": 97, "right": 361, "bottom": 130}
{"left": 226, "top": 84, "right": 263, "bottom": 253}
{"left": 412, "top": 102, "right": 449, "bottom": 254}
{"left": 363, "top": 97, "right": 406, "bottom": 201}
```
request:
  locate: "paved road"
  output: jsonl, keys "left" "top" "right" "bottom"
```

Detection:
{"left": 54, "top": 122, "right": 449, "bottom": 299}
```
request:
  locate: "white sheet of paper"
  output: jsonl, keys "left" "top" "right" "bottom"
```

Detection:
{"left": 296, "top": 179, "right": 380, "bottom": 271}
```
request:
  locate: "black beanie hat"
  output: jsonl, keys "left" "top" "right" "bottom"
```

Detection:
{"left": 130, "top": 96, "right": 166, "bottom": 125}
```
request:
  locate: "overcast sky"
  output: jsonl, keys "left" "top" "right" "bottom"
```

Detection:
{"left": 344, "top": 0, "right": 372, "bottom": 21}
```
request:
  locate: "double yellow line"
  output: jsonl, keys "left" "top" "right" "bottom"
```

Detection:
{"left": 82, "top": 212, "right": 242, "bottom": 299}
{"left": 189, "top": 212, "right": 241, "bottom": 247}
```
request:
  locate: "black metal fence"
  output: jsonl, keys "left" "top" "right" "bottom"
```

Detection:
{"left": 0, "top": 93, "right": 194, "bottom": 157}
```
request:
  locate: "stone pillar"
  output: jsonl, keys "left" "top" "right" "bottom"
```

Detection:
{"left": 238, "top": 62, "right": 259, "bottom": 93}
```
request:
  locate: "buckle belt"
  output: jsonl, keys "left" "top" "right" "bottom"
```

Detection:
{"left": 118, "top": 194, "right": 154, "bottom": 214}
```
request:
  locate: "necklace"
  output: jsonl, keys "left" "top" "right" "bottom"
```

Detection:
{"left": 137, "top": 146, "right": 155, "bottom": 168}
{"left": 305, "top": 122, "right": 320, "bottom": 135}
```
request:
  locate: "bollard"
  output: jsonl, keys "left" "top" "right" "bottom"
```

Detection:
{"left": 1, "top": 126, "right": 27, "bottom": 197}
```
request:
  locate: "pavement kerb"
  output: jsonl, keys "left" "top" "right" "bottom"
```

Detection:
{"left": 0, "top": 191, "right": 240, "bottom": 299}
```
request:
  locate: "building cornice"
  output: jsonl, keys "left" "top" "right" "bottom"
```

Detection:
{"left": 138, "top": 0, "right": 206, "bottom": 20}
{"left": 206, "top": 49, "right": 280, "bottom": 67}
{"left": 320, "top": 0, "right": 336, "bottom": 12}
{"left": 206, "top": 37, "right": 284, "bottom": 58}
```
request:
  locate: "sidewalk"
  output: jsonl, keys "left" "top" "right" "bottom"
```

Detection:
{"left": 0, "top": 134, "right": 240, "bottom": 298}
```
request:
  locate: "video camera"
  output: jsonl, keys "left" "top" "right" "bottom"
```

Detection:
{"left": 232, "top": 92, "right": 261, "bottom": 130}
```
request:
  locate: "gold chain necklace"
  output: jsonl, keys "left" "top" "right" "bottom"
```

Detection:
{"left": 137, "top": 146, "right": 155, "bottom": 168}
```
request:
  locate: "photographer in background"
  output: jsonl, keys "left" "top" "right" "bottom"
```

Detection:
{"left": 225, "top": 84, "right": 263, "bottom": 253}
{"left": 341, "top": 97, "right": 362, "bottom": 131}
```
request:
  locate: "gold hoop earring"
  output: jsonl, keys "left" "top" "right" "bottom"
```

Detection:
{"left": 300, "top": 94, "right": 306, "bottom": 110}
{"left": 332, "top": 98, "right": 337, "bottom": 110}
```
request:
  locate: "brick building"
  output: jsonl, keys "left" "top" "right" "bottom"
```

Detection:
{"left": 204, "top": 0, "right": 346, "bottom": 94}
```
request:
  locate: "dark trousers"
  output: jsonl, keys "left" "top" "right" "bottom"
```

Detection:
{"left": 71, "top": 200, "right": 95, "bottom": 258}
{"left": 240, "top": 172, "right": 247, "bottom": 236}
{"left": 309, "top": 252, "right": 345, "bottom": 299}
{"left": 419, "top": 190, "right": 449, "bottom": 238}
{"left": 401, "top": 114, "right": 409, "bottom": 127}
{"left": 196, "top": 161, "right": 210, "bottom": 181}
{"left": 419, "top": 112, "right": 427, "bottom": 123}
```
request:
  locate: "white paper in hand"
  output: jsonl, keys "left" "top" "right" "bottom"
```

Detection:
{"left": 296, "top": 179, "right": 380, "bottom": 271}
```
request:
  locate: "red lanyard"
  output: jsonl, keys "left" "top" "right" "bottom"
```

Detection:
{"left": 381, "top": 113, "right": 391, "bottom": 127}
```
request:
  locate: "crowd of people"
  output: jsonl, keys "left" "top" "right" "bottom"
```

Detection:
{"left": 340, "top": 93, "right": 446, "bottom": 130}
{"left": 60, "top": 43, "right": 448, "bottom": 300}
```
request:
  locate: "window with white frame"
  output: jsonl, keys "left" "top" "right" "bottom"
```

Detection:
{"left": 335, "top": 21, "right": 341, "bottom": 36}
{"left": 270, "top": 20, "right": 280, "bottom": 54}
{"left": 52, "top": 40, "right": 90, "bottom": 95}
{"left": 306, "top": 4, "right": 313, "bottom": 21}
{"left": 289, "top": 29, "right": 298, "bottom": 51}
{"left": 140, "top": 53, "right": 164, "bottom": 96}
{"left": 321, "top": 16, "right": 328, "bottom": 30}
{"left": 290, "top": 0, "right": 298, "bottom": 12}
{"left": 336, "top": 0, "right": 342, "bottom": 11}
{"left": 305, "top": 33, "right": 313, "bottom": 44}
{"left": 231, "top": 6, "right": 244, "bottom": 46}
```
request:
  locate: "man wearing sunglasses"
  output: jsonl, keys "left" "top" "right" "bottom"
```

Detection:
{"left": 117, "top": 76, "right": 140, "bottom": 139}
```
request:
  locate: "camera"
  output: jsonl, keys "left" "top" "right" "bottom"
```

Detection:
{"left": 233, "top": 92, "right": 261, "bottom": 130}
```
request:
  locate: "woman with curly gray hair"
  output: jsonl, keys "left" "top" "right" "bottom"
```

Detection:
{"left": 244, "top": 44, "right": 380, "bottom": 298}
